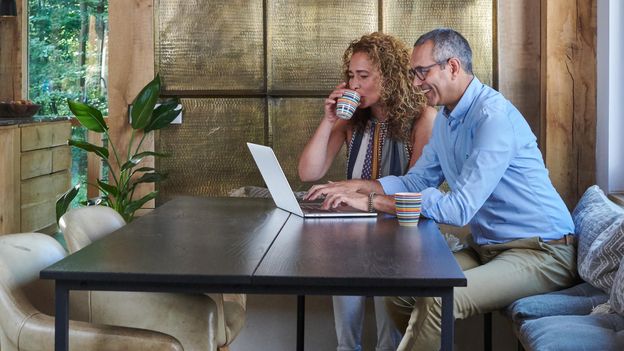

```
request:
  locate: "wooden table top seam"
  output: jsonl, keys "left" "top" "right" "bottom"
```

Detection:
{"left": 250, "top": 211, "right": 293, "bottom": 278}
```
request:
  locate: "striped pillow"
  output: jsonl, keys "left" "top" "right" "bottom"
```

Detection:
{"left": 579, "top": 220, "right": 624, "bottom": 293}
{"left": 573, "top": 185, "right": 624, "bottom": 266}
{"left": 611, "top": 257, "right": 624, "bottom": 315}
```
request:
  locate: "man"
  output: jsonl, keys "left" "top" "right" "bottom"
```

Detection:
{"left": 305, "top": 28, "right": 577, "bottom": 350}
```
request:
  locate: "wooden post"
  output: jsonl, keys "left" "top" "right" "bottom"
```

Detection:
{"left": 498, "top": 0, "right": 541, "bottom": 139}
{"left": 108, "top": 0, "right": 155, "bottom": 209}
{"left": 0, "top": 15, "right": 17, "bottom": 101}
{"left": 0, "top": 126, "right": 21, "bottom": 234}
{"left": 540, "top": 0, "right": 597, "bottom": 209}
{"left": 87, "top": 130, "right": 103, "bottom": 199}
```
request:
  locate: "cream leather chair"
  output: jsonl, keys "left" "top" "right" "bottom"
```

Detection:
{"left": 0, "top": 232, "right": 183, "bottom": 351}
{"left": 59, "top": 206, "right": 246, "bottom": 351}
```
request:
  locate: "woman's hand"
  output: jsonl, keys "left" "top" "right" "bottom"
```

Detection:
{"left": 322, "top": 191, "right": 368, "bottom": 211}
{"left": 324, "top": 82, "right": 349, "bottom": 123}
{"left": 304, "top": 180, "right": 364, "bottom": 201}
{"left": 297, "top": 82, "right": 352, "bottom": 182}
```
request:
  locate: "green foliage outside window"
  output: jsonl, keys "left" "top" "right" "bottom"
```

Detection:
{"left": 29, "top": 0, "right": 108, "bottom": 207}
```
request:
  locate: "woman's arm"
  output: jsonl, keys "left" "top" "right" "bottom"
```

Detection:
{"left": 298, "top": 84, "right": 350, "bottom": 182}
{"left": 409, "top": 105, "right": 437, "bottom": 167}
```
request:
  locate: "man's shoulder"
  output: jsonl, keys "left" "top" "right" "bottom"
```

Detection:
{"left": 471, "top": 85, "right": 518, "bottom": 118}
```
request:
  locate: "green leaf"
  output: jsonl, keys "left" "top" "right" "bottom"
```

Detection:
{"left": 123, "top": 191, "right": 158, "bottom": 219}
{"left": 153, "top": 100, "right": 179, "bottom": 115}
{"left": 144, "top": 104, "right": 181, "bottom": 133}
{"left": 96, "top": 179, "right": 119, "bottom": 198}
{"left": 68, "top": 100, "right": 107, "bottom": 133}
{"left": 120, "top": 151, "right": 166, "bottom": 173}
{"left": 68, "top": 139, "right": 109, "bottom": 159}
{"left": 132, "top": 172, "right": 167, "bottom": 185}
{"left": 127, "top": 151, "right": 168, "bottom": 165}
{"left": 120, "top": 158, "right": 141, "bottom": 172}
{"left": 130, "top": 75, "right": 161, "bottom": 130}
{"left": 56, "top": 184, "right": 80, "bottom": 224}
{"left": 131, "top": 167, "right": 157, "bottom": 176}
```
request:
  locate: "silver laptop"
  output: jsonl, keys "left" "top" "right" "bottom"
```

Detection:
{"left": 247, "top": 143, "right": 377, "bottom": 218}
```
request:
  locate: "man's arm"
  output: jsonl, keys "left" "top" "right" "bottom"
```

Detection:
{"left": 378, "top": 134, "right": 445, "bottom": 195}
{"left": 420, "top": 108, "right": 515, "bottom": 226}
{"left": 309, "top": 117, "right": 444, "bottom": 212}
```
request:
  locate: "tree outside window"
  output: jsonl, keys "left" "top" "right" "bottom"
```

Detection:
{"left": 29, "top": 0, "right": 109, "bottom": 206}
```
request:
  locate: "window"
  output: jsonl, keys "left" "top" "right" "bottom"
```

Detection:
{"left": 28, "top": 0, "right": 109, "bottom": 205}
{"left": 597, "top": 0, "right": 624, "bottom": 196}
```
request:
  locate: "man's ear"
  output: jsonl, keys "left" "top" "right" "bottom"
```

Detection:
{"left": 448, "top": 57, "right": 462, "bottom": 79}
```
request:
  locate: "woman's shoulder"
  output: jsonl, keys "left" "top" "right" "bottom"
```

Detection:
{"left": 421, "top": 105, "right": 438, "bottom": 120}
{"left": 412, "top": 106, "right": 437, "bottom": 129}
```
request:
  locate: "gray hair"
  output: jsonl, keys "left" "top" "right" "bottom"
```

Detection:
{"left": 414, "top": 28, "right": 473, "bottom": 74}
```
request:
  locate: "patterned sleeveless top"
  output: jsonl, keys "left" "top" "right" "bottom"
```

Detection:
{"left": 346, "top": 118, "right": 412, "bottom": 180}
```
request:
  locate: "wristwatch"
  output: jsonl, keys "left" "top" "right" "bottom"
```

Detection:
{"left": 368, "top": 192, "right": 376, "bottom": 213}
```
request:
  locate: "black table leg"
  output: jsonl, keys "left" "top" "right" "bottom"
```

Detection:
{"left": 55, "top": 281, "right": 70, "bottom": 351}
{"left": 440, "top": 289, "right": 454, "bottom": 351}
{"left": 484, "top": 312, "right": 492, "bottom": 351}
{"left": 297, "top": 295, "right": 305, "bottom": 351}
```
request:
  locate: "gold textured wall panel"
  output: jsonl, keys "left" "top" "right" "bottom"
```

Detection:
{"left": 155, "top": 0, "right": 265, "bottom": 92}
{"left": 267, "top": 0, "right": 378, "bottom": 92}
{"left": 270, "top": 98, "right": 346, "bottom": 191}
{"left": 383, "top": 0, "right": 494, "bottom": 86}
{"left": 155, "top": 0, "right": 495, "bottom": 198}
{"left": 156, "top": 98, "right": 266, "bottom": 202}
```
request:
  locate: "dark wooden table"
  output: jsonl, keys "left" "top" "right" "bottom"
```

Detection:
{"left": 41, "top": 196, "right": 466, "bottom": 351}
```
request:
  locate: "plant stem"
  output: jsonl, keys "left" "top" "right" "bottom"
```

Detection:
{"left": 127, "top": 129, "right": 136, "bottom": 161}
{"left": 104, "top": 131, "right": 121, "bottom": 187}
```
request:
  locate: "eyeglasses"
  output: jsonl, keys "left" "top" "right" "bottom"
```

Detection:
{"left": 410, "top": 60, "right": 448, "bottom": 81}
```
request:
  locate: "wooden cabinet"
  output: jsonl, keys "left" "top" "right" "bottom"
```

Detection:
{"left": 0, "top": 120, "right": 71, "bottom": 235}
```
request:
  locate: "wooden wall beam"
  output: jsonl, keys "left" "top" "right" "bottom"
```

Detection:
{"left": 0, "top": 16, "right": 17, "bottom": 100}
{"left": 0, "top": 0, "right": 23, "bottom": 102}
{"left": 17, "top": 0, "right": 25, "bottom": 99}
{"left": 0, "top": 126, "right": 21, "bottom": 234}
{"left": 540, "top": 0, "right": 597, "bottom": 209}
{"left": 498, "top": 0, "right": 541, "bottom": 140}
{"left": 108, "top": 0, "right": 155, "bottom": 209}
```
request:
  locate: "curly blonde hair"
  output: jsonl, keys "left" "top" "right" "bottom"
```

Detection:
{"left": 342, "top": 32, "right": 427, "bottom": 142}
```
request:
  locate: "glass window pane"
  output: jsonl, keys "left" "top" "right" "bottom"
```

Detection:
{"left": 29, "top": 0, "right": 109, "bottom": 207}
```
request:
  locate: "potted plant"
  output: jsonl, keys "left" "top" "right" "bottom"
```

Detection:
{"left": 56, "top": 74, "right": 181, "bottom": 223}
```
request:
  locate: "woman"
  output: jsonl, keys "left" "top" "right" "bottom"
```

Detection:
{"left": 298, "top": 32, "right": 437, "bottom": 351}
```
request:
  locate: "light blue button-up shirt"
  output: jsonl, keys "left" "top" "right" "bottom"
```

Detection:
{"left": 379, "top": 77, "right": 574, "bottom": 245}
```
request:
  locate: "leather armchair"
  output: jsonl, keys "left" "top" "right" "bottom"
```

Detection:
{"left": 0, "top": 232, "right": 183, "bottom": 351}
{"left": 59, "top": 206, "right": 246, "bottom": 351}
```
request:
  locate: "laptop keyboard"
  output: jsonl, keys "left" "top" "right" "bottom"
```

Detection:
{"left": 300, "top": 203, "right": 333, "bottom": 212}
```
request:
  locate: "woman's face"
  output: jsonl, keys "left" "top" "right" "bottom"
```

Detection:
{"left": 347, "top": 52, "right": 382, "bottom": 109}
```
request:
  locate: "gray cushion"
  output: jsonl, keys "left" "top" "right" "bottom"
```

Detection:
{"left": 579, "top": 221, "right": 624, "bottom": 293}
{"left": 507, "top": 282, "right": 608, "bottom": 327}
{"left": 519, "top": 313, "right": 624, "bottom": 351}
{"left": 611, "top": 258, "right": 624, "bottom": 315}
{"left": 573, "top": 185, "right": 624, "bottom": 267}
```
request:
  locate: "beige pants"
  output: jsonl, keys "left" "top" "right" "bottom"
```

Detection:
{"left": 386, "top": 236, "right": 579, "bottom": 351}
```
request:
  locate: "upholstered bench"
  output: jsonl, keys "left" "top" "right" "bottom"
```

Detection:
{"left": 505, "top": 185, "right": 624, "bottom": 351}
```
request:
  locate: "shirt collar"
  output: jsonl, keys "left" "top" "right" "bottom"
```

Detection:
{"left": 442, "top": 76, "right": 482, "bottom": 123}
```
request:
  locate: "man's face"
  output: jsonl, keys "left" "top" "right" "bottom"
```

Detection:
{"left": 410, "top": 40, "right": 449, "bottom": 107}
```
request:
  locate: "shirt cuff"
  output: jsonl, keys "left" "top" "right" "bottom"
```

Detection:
{"left": 421, "top": 187, "right": 443, "bottom": 218}
{"left": 378, "top": 176, "right": 408, "bottom": 195}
